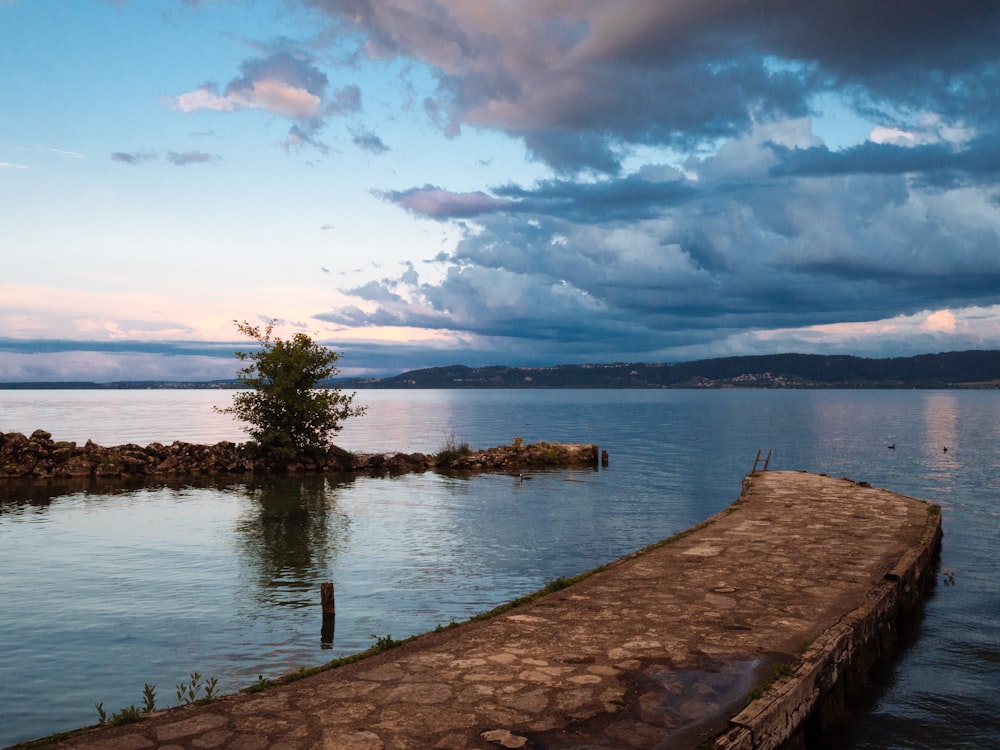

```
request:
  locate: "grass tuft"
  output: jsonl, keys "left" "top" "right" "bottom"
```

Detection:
{"left": 434, "top": 432, "right": 472, "bottom": 468}
{"left": 747, "top": 662, "right": 794, "bottom": 702}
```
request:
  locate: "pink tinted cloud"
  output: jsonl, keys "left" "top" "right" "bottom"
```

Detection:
{"left": 390, "top": 186, "right": 516, "bottom": 218}
{"left": 174, "top": 80, "right": 322, "bottom": 119}
{"left": 306, "top": 1, "right": 1000, "bottom": 172}
{"left": 173, "top": 51, "right": 341, "bottom": 122}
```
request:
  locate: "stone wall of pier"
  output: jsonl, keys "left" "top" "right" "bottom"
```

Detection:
{"left": 713, "top": 500, "right": 943, "bottom": 750}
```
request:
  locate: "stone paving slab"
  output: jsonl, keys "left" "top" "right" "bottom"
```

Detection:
{"left": 21, "top": 471, "right": 939, "bottom": 750}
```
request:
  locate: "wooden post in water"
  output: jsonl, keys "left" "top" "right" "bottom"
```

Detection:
{"left": 320, "top": 582, "right": 336, "bottom": 647}
{"left": 601, "top": 450, "right": 609, "bottom": 467}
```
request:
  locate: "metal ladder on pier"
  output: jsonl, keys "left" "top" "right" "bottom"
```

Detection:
{"left": 752, "top": 448, "right": 773, "bottom": 472}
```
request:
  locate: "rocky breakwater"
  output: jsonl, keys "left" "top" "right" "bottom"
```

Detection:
{"left": 0, "top": 430, "right": 601, "bottom": 480}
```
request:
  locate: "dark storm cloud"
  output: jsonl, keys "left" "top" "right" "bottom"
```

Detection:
{"left": 493, "top": 174, "right": 698, "bottom": 223}
{"left": 304, "top": 0, "right": 1000, "bottom": 173}
{"left": 382, "top": 172, "right": 695, "bottom": 223}
{"left": 770, "top": 134, "right": 1000, "bottom": 178}
{"left": 303, "top": 1, "right": 1000, "bottom": 365}
{"left": 327, "top": 115, "right": 1000, "bottom": 360}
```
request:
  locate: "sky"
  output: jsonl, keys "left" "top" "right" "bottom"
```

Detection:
{"left": 2, "top": 0, "right": 1000, "bottom": 382}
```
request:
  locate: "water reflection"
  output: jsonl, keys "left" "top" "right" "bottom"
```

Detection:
{"left": 2, "top": 389, "right": 999, "bottom": 750}
{"left": 0, "top": 475, "right": 231, "bottom": 516}
{"left": 336, "top": 390, "right": 466, "bottom": 453}
{"left": 232, "top": 476, "right": 353, "bottom": 647}
{"left": 920, "top": 392, "right": 960, "bottom": 493}
{"left": 922, "top": 392, "right": 958, "bottom": 448}
{"left": 0, "top": 389, "right": 245, "bottom": 446}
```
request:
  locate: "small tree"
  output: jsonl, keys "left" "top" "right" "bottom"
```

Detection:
{"left": 218, "top": 319, "right": 366, "bottom": 461}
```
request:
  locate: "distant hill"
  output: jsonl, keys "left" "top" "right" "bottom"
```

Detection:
{"left": 339, "top": 350, "right": 1000, "bottom": 389}
{"left": 3, "top": 351, "right": 1000, "bottom": 390}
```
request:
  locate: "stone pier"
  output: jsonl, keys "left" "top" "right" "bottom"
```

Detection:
{"left": 21, "top": 471, "right": 941, "bottom": 750}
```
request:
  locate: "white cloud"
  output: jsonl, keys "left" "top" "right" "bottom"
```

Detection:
{"left": 174, "top": 81, "right": 322, "bottom": 119}
{"left": 745, "top": 305, "right": 1000, "bottom": 354}
{"left": 868, "top": 126, "right": 916, "bottom": 146}
{"left": 922, "top": 309, "right": 957, "bottom": 333}
{"left": 869, "top": 114, "right": 976, "bottom": 147}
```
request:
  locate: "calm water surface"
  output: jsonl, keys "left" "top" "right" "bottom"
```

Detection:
{"left": 0, "top": 389, "right": 997, "bottom": 748}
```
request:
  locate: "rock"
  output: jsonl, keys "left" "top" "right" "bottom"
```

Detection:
{"left": 0, "top": 431, "right": 602, "bottom": 481}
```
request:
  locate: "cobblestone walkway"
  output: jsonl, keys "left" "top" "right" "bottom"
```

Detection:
{"left": 25, "top": 471, "right": 937, "bottom": 750}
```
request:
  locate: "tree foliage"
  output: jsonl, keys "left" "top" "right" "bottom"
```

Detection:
{"left": 218, "top": 319, "right": 366, "bottom": 460}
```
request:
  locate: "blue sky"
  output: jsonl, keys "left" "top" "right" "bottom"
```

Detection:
{"left": 2, "top": 0, "right": 999, "bottom": 382}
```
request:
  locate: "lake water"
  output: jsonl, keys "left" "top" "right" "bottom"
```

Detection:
{"left": 0, "top": 389, "right": 997, "bottom": 748}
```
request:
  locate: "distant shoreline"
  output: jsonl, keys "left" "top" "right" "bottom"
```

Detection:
{"left": 2, "top": 350, "right": 999, "bottom": 391}
{"left": 0, "top": 381, "right": 237, "bottom": 390}
{"left": 2, "top": 382, "right": 1000, "bottom": 391}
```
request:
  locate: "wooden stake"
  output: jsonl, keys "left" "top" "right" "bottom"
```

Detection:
{"left": 321, "top": 581, "right": 335, "bottom": 647}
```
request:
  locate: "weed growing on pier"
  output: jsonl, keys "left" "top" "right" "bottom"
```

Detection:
{"left": 541, "top": 576, "right": 571, "bottom": 594}
{"left": 175, "top": 672, "right": 219, "bottom": 705}
{"left": 243, "top": 633, "right": 421, "bottom": 695}
{"left": 468, "top": 570, "right": 597, "bottom": 623}
{"left": 370, "top": 633, "right": 400, "bottom": 653}
{"left": 95, "top": 704, "right": 143, "bottom": 725}
{"left": 95, "top": 683, "right": 157, "bottom": 726}
{"left": 746, "top": 662, "right": 794, "bottom": 701}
